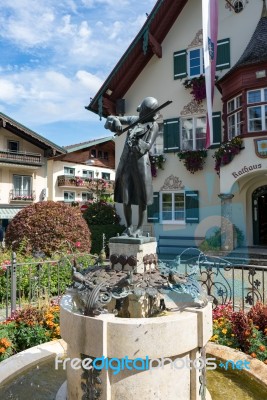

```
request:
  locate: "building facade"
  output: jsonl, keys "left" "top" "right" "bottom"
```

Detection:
{"left": 0, "top": 112, "right": 66, "bottom": 232}
{"left": 88, "top": 0, "right": 267, "bottom": 253}
{"left": 48, "top": 137, "right": 115, "bottom": 205}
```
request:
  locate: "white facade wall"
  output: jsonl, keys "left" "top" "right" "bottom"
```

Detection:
{"left": 114, "top": 0, "right": 265, "bottom": 245}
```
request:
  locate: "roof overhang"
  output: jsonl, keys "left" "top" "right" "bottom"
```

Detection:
{"left": 86, "top": 0, "right": 188, "bottom": 119}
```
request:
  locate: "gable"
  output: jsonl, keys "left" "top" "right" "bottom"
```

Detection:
{"left": 86, "top": 0, "right": 188, "bottom": 118}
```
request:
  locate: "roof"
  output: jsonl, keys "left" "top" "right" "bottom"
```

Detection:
{"left": 63, "top": 136, "right": 114, "bottom": 152}
{"left": 218, "top": 1, "right": 267, "bottom": 84}
{"left": 86, "top": 0, "right": 188, "bottom": 118}
{"left": 0, "top": 112, "right": 66, "bottom": 156}
{"left": 233, "top": 3, "right": 267, "bottom": 69}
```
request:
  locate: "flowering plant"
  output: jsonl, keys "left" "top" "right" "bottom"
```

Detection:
{"left": 213, "top": 137, "right": 243, "bottom": 174}
{"left": 183, "top": 75, "right": 206, "bottom": 103}
{"left": 210, "top": 302, "right": 267, "bottom": 363}
{"left": 0, "top": 260, "right": 9, "bottom": 276}
{"left": 177, "top": 149, "right": 207, "bottom": 174}
{"left": 149, "top": 154, "right": 166, "bottom": 177}
{"left": 13, "top": 195, "right": 34, "bottom": 201}
{"left": 0, "top": 301, "right": 61, "bottom": 361}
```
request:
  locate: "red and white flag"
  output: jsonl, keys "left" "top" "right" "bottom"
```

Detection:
{"left": 202, "top": 0, "right": 219, "bottom": 148}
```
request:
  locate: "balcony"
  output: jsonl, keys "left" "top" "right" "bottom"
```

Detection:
{"left": 57, "top": 175, "right": 114, "bottom": 193}
{"left": 9, "top": 190, "right": 36, "bottom": 203}
{"left": 0, "top": 149, "right": 43, "bottom": 166}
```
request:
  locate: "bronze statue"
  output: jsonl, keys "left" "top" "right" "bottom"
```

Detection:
{"left": 105, "top": 97, "right": 160, "bottom": 237}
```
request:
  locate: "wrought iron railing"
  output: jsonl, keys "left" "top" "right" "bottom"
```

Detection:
{"left": 0, "top": 253, "right": 98, "bottom": 320}
{"left": 0, "top": 149, "right": 43, "bottom": 165}
{"left": 163, "top": 249, "right": 267, "bottom": 310}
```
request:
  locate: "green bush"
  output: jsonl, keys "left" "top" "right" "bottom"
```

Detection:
{"left": 199, "top": 225, "right": 244, "bottom": 252}
{"left": 83, "top": 201, "right": 121, "bottom": 226}
{"left": 5, "top": 201, "right": 91, "bottom": 256}
{"left": 90, "top": 225, "right": 125, "bottom": 255}
{"left": 0, "top": 251, "right": 96, "bottom": 305}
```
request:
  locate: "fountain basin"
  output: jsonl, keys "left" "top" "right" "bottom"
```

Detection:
{"left": 60, "top": 294, "right": 212, "bottom": 400}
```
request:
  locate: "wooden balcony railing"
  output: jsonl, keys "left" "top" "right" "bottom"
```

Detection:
{"left": 57, "top": 175, "right": 114, "bottom": 193}
{"left": 0, "top": 149, "right": 43, "bottom": 165}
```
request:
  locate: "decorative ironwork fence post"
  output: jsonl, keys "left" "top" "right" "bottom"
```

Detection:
{"left": 11, "top": 251, "right": 17, "bottom": 312}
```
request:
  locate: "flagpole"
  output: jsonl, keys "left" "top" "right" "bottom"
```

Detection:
{"left": 202, "top": 0, "right": 219, "bottom": 148}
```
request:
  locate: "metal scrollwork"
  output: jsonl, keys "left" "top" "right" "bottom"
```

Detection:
{"left": 71, "top": 253, "right": 208, "bottom": 317}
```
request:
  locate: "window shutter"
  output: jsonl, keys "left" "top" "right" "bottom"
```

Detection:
{"left": 185, "top": 191, "right": 199, "bottom": 223}
{"left": 216, "top": 38, "right": 230, "bottom": 70}
{"left": 147, "top": 192, "right": 160, "bottom": 223}
{"left": 174, "top": 50, "right": 187, "bottom": 79}
{"left": 212, "top": 112, "right": 222, "bottom": 146}
{"left": 163, "top": 118, "right": 180, "bottom": 153}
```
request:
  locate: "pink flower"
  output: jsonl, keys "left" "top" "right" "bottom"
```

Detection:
{"left": 75, "top": 241, "right": 81, "bottom": 248}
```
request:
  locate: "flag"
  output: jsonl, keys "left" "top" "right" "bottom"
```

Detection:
{"left": 202, "top": 0, "right": 219, "bottom": 148}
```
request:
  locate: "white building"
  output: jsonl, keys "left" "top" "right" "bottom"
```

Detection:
{"left": 87, "top": 0, "right": 267, "bottom": 255}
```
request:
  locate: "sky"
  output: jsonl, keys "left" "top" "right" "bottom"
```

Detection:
{"left": 0, "top": 0, "right": 155, "bottom": 147}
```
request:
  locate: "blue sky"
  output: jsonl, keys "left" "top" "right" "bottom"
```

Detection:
{"left": 0, "top": 0, "right": 155, "bottom": 146}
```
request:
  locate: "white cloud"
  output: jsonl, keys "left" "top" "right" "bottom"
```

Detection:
{"left": 0, "top": 1, "right": 155, "bottom": 143}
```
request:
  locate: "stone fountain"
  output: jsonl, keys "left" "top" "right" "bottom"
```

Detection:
{"left": 59, "top": 235, "right": 212, "bottom": 400}
{"left": 58, "top": 97, "right": 212, "bottom": 399}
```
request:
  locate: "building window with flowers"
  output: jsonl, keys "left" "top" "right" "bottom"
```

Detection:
{"left": 181, "top": 116, "right": 206, "bottom": 150}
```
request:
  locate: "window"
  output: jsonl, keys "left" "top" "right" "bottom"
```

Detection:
{"left": 161, "top": 192, "right": 185, "bottom": 222}
{"left": 82, "top": 170, "right": 94, "bottom": 179}
{"left": 98, "top": 150, "right": 103, "bottom": 158}
{"left": 13, "top": 175, "right": 31, "bottom": 197}
{"left": 91, "top": 149, "right": 96, "bottom": 158}
{"left": 104, "top": 152, "right": 109, "bottom": 160}
{"left": 233, "top": 0, "right": 244, "bottom": 13}
{"left": 164, "top": 113, "right": 221, "bottom": 152}
{"left": 64, "top": 191, "right": 75, "bottom": 202}
{"left": 102, "top": 172, "right": 110, "bottom": 180}
{"left": 150, "top": 123, "right": 164, "bottom": 155}
{"left": 247, "top": 88, "right": 267, "bottom": 132}
{"left": 227, "top": 94, "right": 243, "bottom": 139}
{"left": 147, "top": 191, "right": 199, "bottom": 224}
{"left": 82, "top": 192, "right": 93, "bottom": 201}
{"left": 188, "top": 48, "right": 204, "bottom": 77}
{"left": 64, "top": 167, "right": 75, "bottom": 176}
{"left": 174, "top": 38, "right": 230, "bottom": 79}
{"left": 8, "top": 140, "right": 19, "bottom": 152}
{"left": 181, "top": 116, "right": 206, "bottom": 150}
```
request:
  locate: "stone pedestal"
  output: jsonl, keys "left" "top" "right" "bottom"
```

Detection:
{"left": 109, "top": 236, "right": 157, "bottom": 273}
{"left": 59, "top": 295, "right": 212, "bottom": 400}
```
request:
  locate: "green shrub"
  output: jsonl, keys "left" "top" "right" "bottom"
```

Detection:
{"left": 90, "top": 225, "right": 125, "bottom": 255}
{"left": 0, "top": 251, "right": 96, "bottom": 305}
{"left": 5, "top": 201, "right": 91, "bottom": 256}
{"left": 83, "top": 201, "right": 121, "bottom": 226}
{"left": 199, "top": 225, "right": 244, "bottom": 251}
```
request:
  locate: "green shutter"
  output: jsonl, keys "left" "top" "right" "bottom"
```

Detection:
{"left": 216, "top": 38, "right": 230, "bottom": 70}
{"left": 185, "top": 191, "right": 199, "bottom": 223}
{"left": 147, "top": 192, "right": 160, "bottom": 223}
{"left": 163, "top": 118, "right": 180, "bottom": 153}
{"left": 174, "top": 50, "right": 187, "bottom": 79}
{"left": 212, "top": 112, "right": 222, "bottom": 147}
